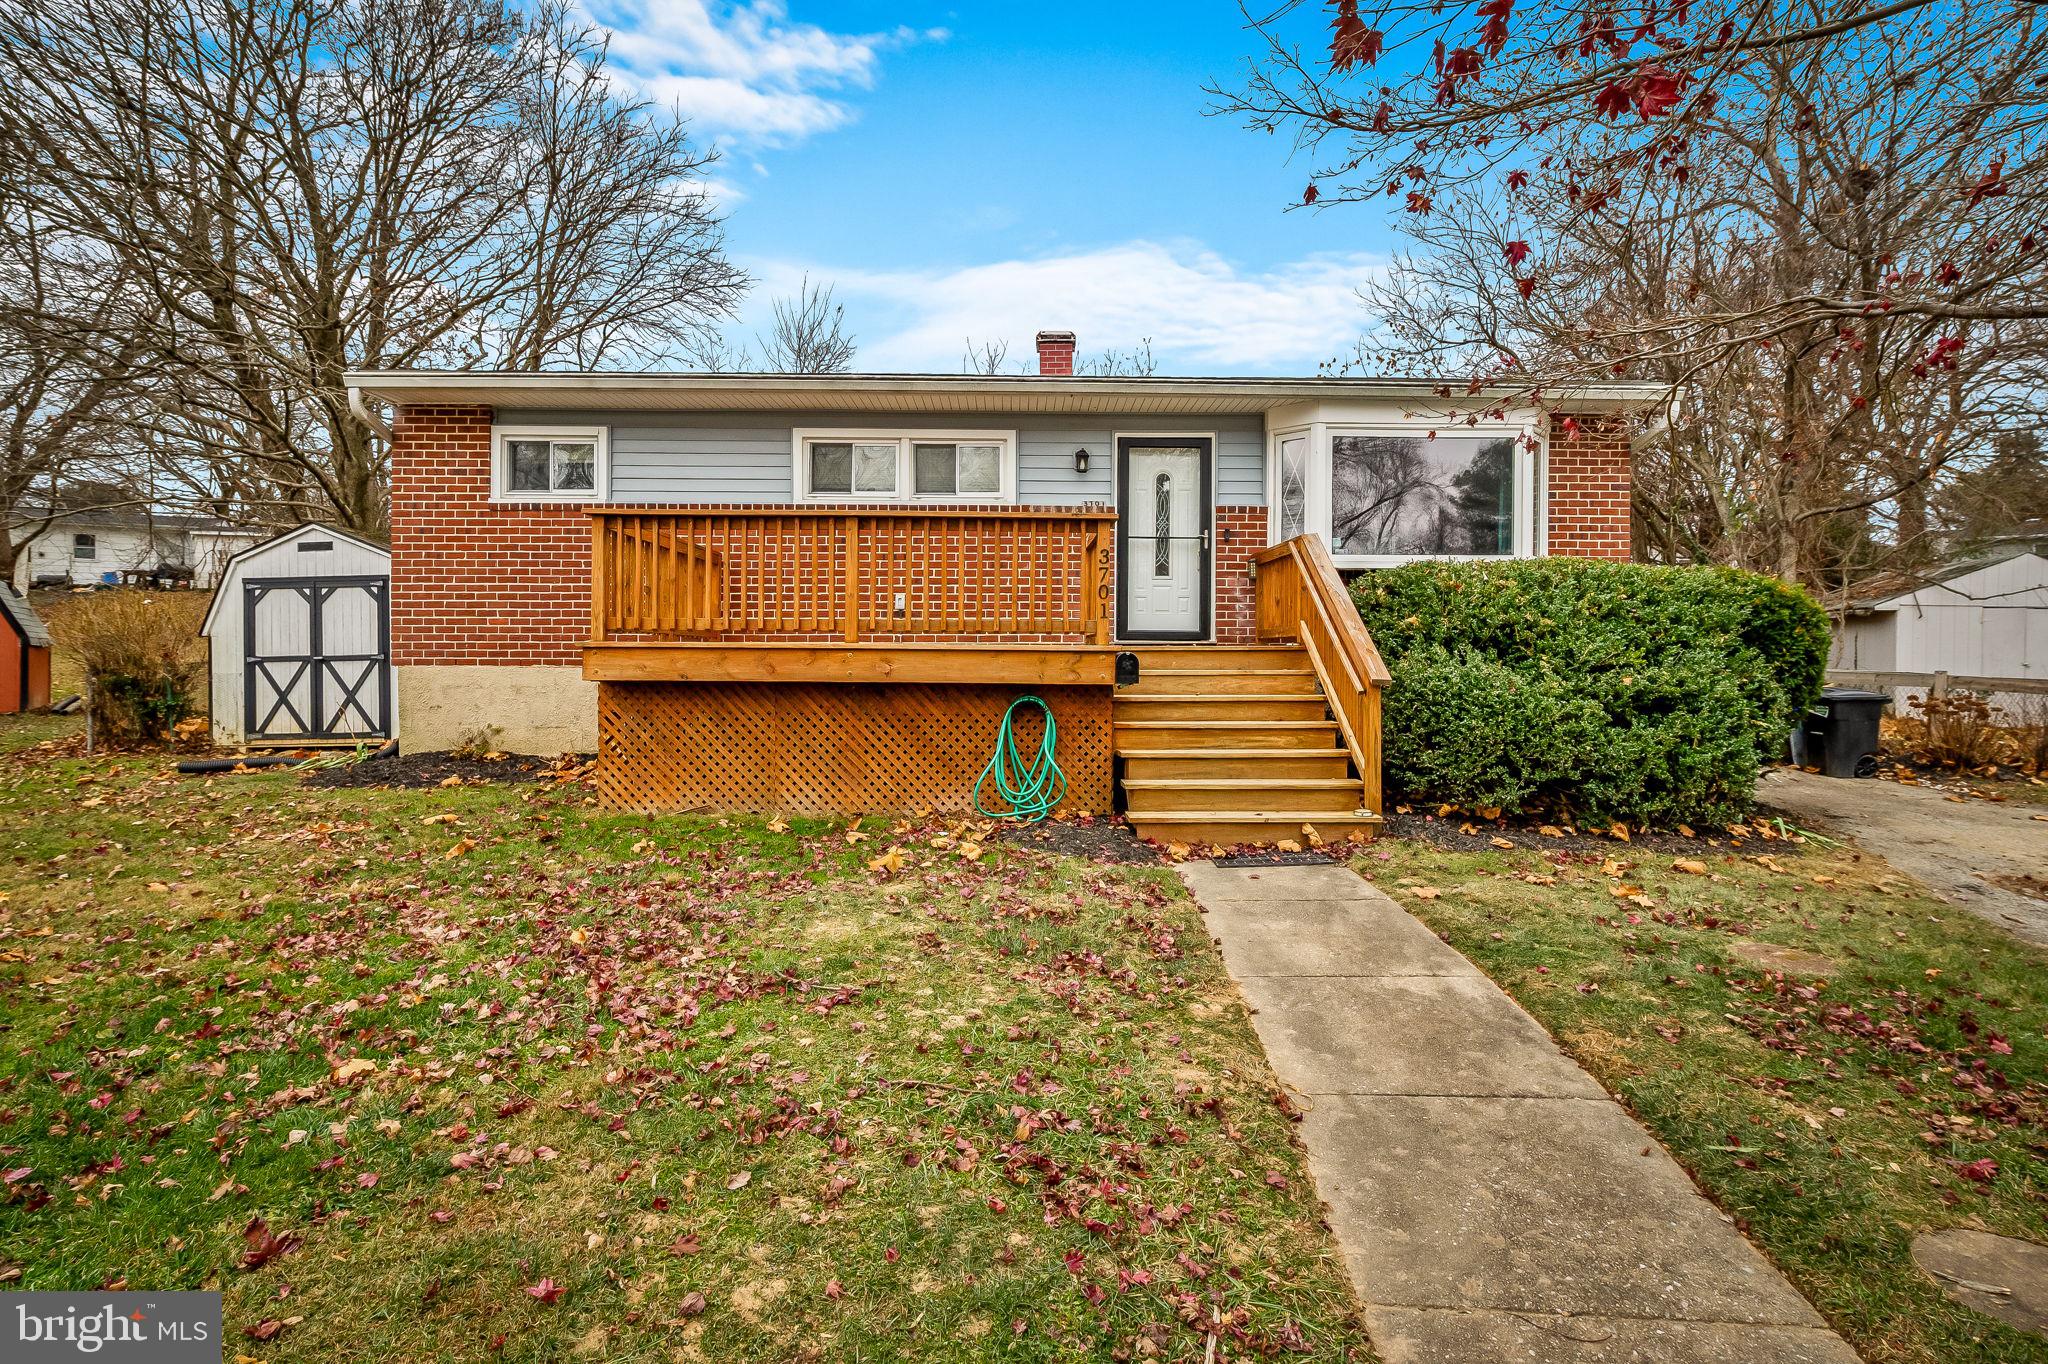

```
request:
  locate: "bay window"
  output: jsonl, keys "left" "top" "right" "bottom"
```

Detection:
{"left": 795, "top": 430, "right": 1014, "bottom": 502}
{"left": 1270, "top": 423, "right": 1538, "bottom": 565}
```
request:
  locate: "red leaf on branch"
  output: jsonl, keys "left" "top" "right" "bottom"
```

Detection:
{"left": 1302, "top": 182, "right": 1320, "bottom": 206}
{"left": 1967, "top": 160, "right": 2008, "bottom": 207}
{"left": 1405, "top": 191, "right": 1433, "bottom": 214}
{"left": 1506, "top": 169, "right": 1530, "bottom": 192}
{"left": 1516, "top": 277, "right": 1537, "bottom": 299}
{"left": 1503, "top": 240, "right": 1531, "bottom": 266}
{"left": 1329, "top": 0, "right": 1384, "bottom": 70}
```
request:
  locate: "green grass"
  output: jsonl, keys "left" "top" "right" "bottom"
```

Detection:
{"left": 0, "top": 719, "right": 1372, "bottom": 1363}
{"left": 1356, "top": 833, "right": 2048, "bottom": 1364}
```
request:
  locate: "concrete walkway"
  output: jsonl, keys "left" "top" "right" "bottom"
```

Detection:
{"left": 1181, "top": 860, "right": 1862, "bottom": 1364}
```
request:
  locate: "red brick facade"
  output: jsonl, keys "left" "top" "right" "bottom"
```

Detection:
{"left": 387, "top": 405, "right": 1633, "bottom": 667}
{"left": 390, "top": 404, "right": 592, "bottom": 667}
{"left": 1545, "top": 412, "right": 1633, "bottom": 560}
{"left": 1213, "top": 506, "right": 1264, "bottom": 644}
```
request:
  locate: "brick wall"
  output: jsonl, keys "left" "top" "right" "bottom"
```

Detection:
{"left": 390, "top": 404, "right": 591, "bottom": 666}
{"left": 1545, "top": 413, "right": 1633, "bottom": 559}
{"left": 1214, "top": 507, "right": 1266, "bottom": 643}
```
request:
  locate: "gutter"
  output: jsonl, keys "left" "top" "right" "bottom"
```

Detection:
{"left": 348, "top": 385, "right": 394, "bottom": 443}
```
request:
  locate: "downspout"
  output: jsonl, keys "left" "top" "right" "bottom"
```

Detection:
{"left": 348, "top": 386, "right": 393, "bottom": 444}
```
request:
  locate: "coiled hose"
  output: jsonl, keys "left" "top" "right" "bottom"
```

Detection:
{"left": 973, "top": 694, "right": 1066, "bottom": 822}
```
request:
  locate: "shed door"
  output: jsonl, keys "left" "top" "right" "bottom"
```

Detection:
{"left": 244, "top": 576, "right": 390, "bottom": 741}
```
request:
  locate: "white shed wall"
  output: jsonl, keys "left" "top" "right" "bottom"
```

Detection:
{"left": 203, "top": 528, "right": 390, "bottom": 746}
{"left": 1857, "top": 553, "right": 2048, "bottom": 713}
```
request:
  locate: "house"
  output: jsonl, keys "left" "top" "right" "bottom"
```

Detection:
{"left": 345, "top": 332, "right": 1657, "bottom": 842}
{"left": 1832, "top": 542, "right": 2048, "bottom": 713}
{"left": 9, "top": 503, "right": 266, "bottom": 590}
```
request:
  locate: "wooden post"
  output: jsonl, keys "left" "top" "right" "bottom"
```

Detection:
{"left": 842, "top": 513, "right": 861, "bottom": 643}
{"left": 1931, "top": 670, "right": 1950, "bottom": 702}
{"left": 590, "top": 516, "right": 607, "bottom": 643}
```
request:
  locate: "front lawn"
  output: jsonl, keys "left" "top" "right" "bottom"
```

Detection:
{"left": 1361, "top": 829, "right": 2048, "bottom": 1364}
{"left": 0, "top": 723, "right": 1371, "bottom": 1363}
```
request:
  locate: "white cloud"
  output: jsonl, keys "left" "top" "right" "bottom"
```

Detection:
{"left": 755, "top": 241, "right": 1387, "bottom": 374}
{"left": 580, "top": 0, "right": 935, "bottom": 146}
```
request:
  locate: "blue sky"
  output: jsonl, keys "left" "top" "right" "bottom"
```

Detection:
{"left": 580, "top": 1, "right": 1396, "bottom": 373}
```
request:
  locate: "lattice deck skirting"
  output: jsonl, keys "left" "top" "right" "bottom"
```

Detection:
{"left": 595, "top": 681, "right": 1114, "bottom": 816}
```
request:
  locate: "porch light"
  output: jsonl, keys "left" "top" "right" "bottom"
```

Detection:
{"left": 1072, "top": 448, "right": 1090, "bottom": 474}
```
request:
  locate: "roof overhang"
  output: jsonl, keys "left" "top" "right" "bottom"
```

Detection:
{"left": 344, "top": 370, "right": 1668, "bottom": 419}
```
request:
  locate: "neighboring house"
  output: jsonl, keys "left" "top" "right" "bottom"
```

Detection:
{"left": 346, "top": 331, "right": 1657, "bottom": 842}
{"left": 1832, "top": 544, "right": 2048, "bottom": 713}
{"left": 9, "top": 505, "right": 267, "bottom": 590}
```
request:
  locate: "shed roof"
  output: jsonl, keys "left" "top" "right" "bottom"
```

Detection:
{"left": 0, "top": 584, "right": 52, "bottom": 649}
{"left": 198, "top": 522, "right": 390, "bottom": 637}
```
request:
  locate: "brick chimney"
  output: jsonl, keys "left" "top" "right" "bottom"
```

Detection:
{"left": 1035, "top": 330, "right": 1076, "bottom": 377}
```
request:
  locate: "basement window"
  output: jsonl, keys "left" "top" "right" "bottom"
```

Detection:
{"left": 795, "top": 430, "right": 1015, "bottom": 503}
{"left": 492, "top": 426, "right": 607, "bottom": 502}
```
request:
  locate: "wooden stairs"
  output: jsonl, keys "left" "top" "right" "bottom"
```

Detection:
{"left": 1115, "top": 645, "right": 1382, "bottom": 846}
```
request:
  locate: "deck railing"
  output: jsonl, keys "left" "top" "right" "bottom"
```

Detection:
{"left": 1253, "top": 533, "right": 1391, "bottom": 814}
{"left": 589, "top": 507, "right": 1118, "bottom": 646}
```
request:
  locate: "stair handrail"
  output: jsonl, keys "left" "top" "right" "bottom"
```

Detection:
{"left": 1252, "top": 534, "right": 1387, "bottom": 815}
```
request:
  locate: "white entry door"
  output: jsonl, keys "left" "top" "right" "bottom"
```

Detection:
{"left": 1118, "top": 439, "right": 1211, "bottom": 639}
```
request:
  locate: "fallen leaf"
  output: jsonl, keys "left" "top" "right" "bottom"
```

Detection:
{"left": 330, "top": 1058, "right": 376, "bottom": 1085}
{"left": 237, "top": 1217, "right": 301, "bottom": 1271}
{"left": 725, "top": 1170, "right": 752, "bottom": 1191}
{"left": 679, "top": 1291, "right": 708, "bottom": 1317}
{"left": 1408, "top": 886, "right": 1442, "bottom": 901}
{"left": 1672, "top": 859, "right": 1708, "bottom": 875}
{"left": 525, "top": 1278, "right": 564, "bottom": 1305}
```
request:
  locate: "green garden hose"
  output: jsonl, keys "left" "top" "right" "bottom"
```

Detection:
{"left": 973, "top": 695, "right": 1067, "bottom": 823}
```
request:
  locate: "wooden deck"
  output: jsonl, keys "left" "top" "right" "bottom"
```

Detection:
{"left": 583, "top": 508, "right": 1386, "bottom": 843}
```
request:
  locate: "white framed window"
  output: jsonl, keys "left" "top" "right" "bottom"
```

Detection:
{"left": 492, "top": 425, "right": 608, "bottom": 502}
{"left": 1269, "top": 420, "right": 1540, "bottom": 567}
{"left": 72, "top": 532, "right": 96, "bottom": 560}
{"left": 793, "top": 429, "right": 1015, "bottom": 503}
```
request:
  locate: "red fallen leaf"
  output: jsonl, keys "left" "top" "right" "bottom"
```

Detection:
{"left": 883, "top": 1247, "right": 900, "bottom": 1264}
{"left": 1063, "top": 1249, "right": 1086, "bottom": 1275}
{"left": 1503, "top": 240, "right": 1531, "bottom": 266}
{"left": 355, "top": 1172, "right": 379, "bottom": 1189}
{"left": 525, "top": 1278, "right": 564, "bottom": 1304}
{"left": 666, "top": 1234, "right": 701, "bottom": 1257}
{"left": 429, "top": 1210, "right": 453, "bottom": 1224}
{"left": 1265, "top": 1171, "right": 1290, "bottom": 1190}
{"left": 823, "top": 1279, "right": 843, "bottom": 1300}
{"left": 488, "top": 1334, "right": 506, "bottom": 1353}
{"left": 678, "top": 1291, "right": 708, "bottom": 1317}
{"left": 1988, "top": 1035, "right": 2013, "bottom": 1055}
{"left": 244, "top": 1319, "right": 285, "bottom": 1341}
{"left": 1956, "top": 1157, "right": 1999, "bottom": 1184}
{"left": 238, "top": 1217, "right": 302, "bottom": 1271}
{"left": 986, "top": 1196, "right": 1007, "bottom": 1214}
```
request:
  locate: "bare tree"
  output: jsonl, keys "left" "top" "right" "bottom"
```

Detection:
{"left": 1223, "top": 0, "right": 2048, "bottom": 589}
{"left": 0, "top": 199, "right": 156, "bottom": 579}
{"left": 961, "top": 338, "right": 1014, "bottom": 375}
{"left": 0, "top": 0, "right": 747, "bottom": 534}
{"left": 1079, "top": 339, "right": 1160, "bottom": 377}
{"left": 758, "top": 277, "right": 856, "bottom": 373}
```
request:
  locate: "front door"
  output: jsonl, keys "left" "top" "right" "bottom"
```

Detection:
{"left": 1117, "top": 437, "right": 1212, "bottom": 640}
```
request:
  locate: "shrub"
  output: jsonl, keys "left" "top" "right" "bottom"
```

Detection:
{"left": 44, "top": 590, "right": 209, "bottom": 746}
{"left": 1350, "top": 559, "right": 1830, "bottom": 826}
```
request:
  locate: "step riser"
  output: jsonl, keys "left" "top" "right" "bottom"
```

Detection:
{"left": 1121, "top": 754, "right": 1353, "bottom": 781}
{"left": 1115, "top": 724, "right": 1341, "bottom": 751}
{"left": 1128, "top": 648, "right": 1307, "bottom": 671}
{"left": 1126, "top": 787, "right": 1365, "bottom": 815}
{"left": 1124, "top": 671, "right": 1320, "bottom": 696}
{"left": 1130, "top": 817, "right": 1382, "bottom": 847}
{"left": 1117, "top": 699, "right": 1329, "bottom": 723}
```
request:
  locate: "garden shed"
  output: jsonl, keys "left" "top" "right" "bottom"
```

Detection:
{"left": 201, "top": 524, "right": 392, "bottom": 747}
{"left": 0, "top": 584, "right": 52, "bottom": 714}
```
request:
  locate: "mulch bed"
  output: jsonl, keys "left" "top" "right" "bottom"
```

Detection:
{"left": 988, "top": 814, "right": 1165, "bottom": 864}
{"left": 301, "top": 751, "right": 580, "bottom": 790}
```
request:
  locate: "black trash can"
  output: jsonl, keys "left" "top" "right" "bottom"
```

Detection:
{"left": 1799, "top": 687, "right": 1890, "bottom": 778}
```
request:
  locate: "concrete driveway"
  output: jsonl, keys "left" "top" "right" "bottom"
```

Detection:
{"left": 1760, "top": 769, "right": 2048, "bottom": 948}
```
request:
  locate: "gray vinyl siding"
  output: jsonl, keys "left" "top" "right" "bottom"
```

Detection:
{"left": 520, "top": 409, "right": 1267, "bottom": 507}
